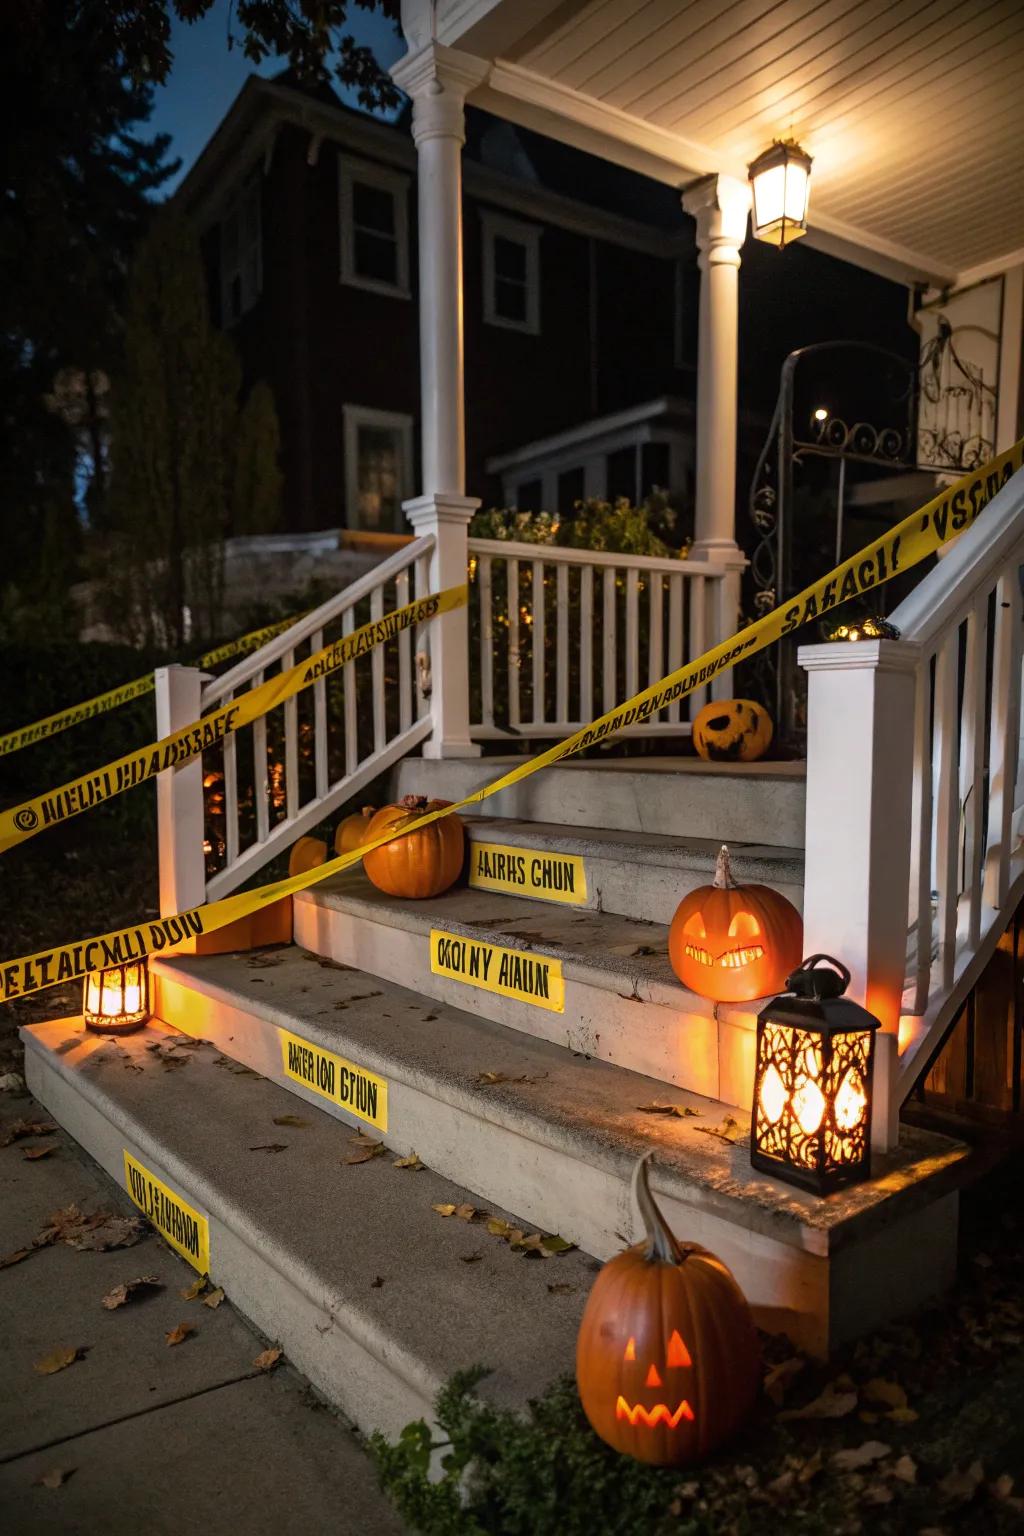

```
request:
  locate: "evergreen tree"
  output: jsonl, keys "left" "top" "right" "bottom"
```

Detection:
{"left": 232, "top": 382, "right": 284, "bottom": 536}
{"left": 106, "top": 214, "right": 241, "bottom": 648}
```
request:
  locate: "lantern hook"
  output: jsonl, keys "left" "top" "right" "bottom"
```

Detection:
{"left": 785, "top": 954, "right": 850, "bottom": 999}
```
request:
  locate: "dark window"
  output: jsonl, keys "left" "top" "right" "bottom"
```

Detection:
{"left": 641, "top": 442, "right": 671, "bottom": 498}
{"left": 493, "top": 236, "right": 529, "bottom": 323}
{"left": 352, "top": 180, "right": 398, "bottom": 286}
{"left": 516, "top": 479, "right": 542, "bottom": 512}
{"left": 607, "top": 446, "right": 637, "bottom": 503}
{"left": 557, "top": 467, "right": 585, "bottom": 514}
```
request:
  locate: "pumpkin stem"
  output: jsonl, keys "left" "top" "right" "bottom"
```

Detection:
{"left": 713, "top": 844, "right": 736, "bottom": 891}
{"left": 400, "top": 794, "right": 428, "bottom": 811}
{"left": 633, "top": 1153, "right": 684, "bottom": 1265}
{"left": 361, "top": 806, "right": 375, "bottom": 816}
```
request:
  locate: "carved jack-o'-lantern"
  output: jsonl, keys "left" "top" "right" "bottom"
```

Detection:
{"left": 576, "top": 1154, "right": 760, "bottom": 1466}
{"left": 692, "top": 698, "right": 773, "bottom": 763}
{"left": 668, "top": 846, "right": 803, "bottom": 1003}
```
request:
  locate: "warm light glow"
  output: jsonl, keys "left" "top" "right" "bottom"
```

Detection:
{"left": 813, "top": 407, "right": 829, "bottom": 422}
{"left": 834, "top": 1069, "right": 867, "bottom": 1132}
{"left": 624, "top": 1337, "right": 636, "bottom": 1361}
{"left": 759, "top": 1063, "right": 787, "bottom": 1125}
{"left": 792, "top": 1077, "right": 826, "bottom": 1137}
{"left": 748, "top": 141, "right": 812, "bottom": 248}
{"left": 616, "top": 1396, "right": 695, "bottom": 1429}
{"left": 83, "top": 963, "right": 149, "bottom": 1034}
{"left": 666, "top": 1330, "right": 692, "bottom": 1369}
{"left": 645, "top": 1363, "right": 663, "bottom": 1388}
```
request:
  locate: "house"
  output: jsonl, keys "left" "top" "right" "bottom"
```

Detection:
{"left": 175, "top": 71, "right": 918, "bottom": 538}
{"left": 22, "top": 0, "right": 1024, "bottom": 1456}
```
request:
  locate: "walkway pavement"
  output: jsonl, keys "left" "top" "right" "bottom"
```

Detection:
{"left": 0, "top": 1087, "right": 405, "bottom": 1536}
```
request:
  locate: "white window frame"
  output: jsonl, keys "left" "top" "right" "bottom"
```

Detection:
{"left": 338, "top": 155, "right": 411, "bottom": 299}
{"left": 343, "top": 404, "right": 414, "bottom": 532}
{"left": 482, "top": 210, "right": 541, "bottom": 335}
{"left": 220, "top": 168, "right": 263, "bottom": 325}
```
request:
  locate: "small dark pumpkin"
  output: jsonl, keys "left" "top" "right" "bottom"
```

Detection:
{"left": 692, "top": 698, "right": 773, "bottom": 762}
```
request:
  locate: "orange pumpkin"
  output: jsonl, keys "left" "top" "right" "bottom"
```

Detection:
{"left": 576, "top": 1154, "right": 760, "bottom": 1466}
{"left": 335, "top": 805, "right": 376, "bottom": 856}
{"left": 668, "top": 845, "right": 802, "bottom": 1003}
{"left": 362, "top": 795, "right": 464, "bottom": 899}
{"left": 288, "top": 835, "right": 327, "bottom": 876}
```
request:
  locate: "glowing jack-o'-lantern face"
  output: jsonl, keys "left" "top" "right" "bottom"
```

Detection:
{"left": 577, "top": 1155, "right": 760, "bottom": 1466}
{"left": 668, "top": 846, "right": 803, "bottom": 1003}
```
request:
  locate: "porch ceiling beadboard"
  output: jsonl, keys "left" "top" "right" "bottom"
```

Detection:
{"left": 436, "top": 0, "right": 1024, "bottom": 284}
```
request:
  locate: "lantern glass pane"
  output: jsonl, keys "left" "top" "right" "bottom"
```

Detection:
{"left": 752, "top": 163, "right": 785, "bottom": 232}
{"left": 784, "top": 160, "right": 809, "bottom": 224}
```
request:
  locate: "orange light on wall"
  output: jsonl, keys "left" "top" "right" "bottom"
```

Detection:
{"left": 83, "top": 963, "right": 150, "bottom": 1035}
{"left": 751, "top": 954, "right": 879, "bottom": 1195}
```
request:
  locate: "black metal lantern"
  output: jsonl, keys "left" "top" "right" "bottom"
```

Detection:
{"left": 83, "top": 962, "right": 149, "bottom": 1035}
{"left": 748, "top": 139, "right": 812, "bottom": 248}
{"left": 751, "top": 955, "right": 880, "bottom": 1195}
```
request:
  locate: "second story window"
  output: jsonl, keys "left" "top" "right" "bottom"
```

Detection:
{"left": 482, "top": 212, "right": 540, "bottom": 334}
{"left": 339, "top": 156, "right": 410, "bottom": 298}
{"left": 221, "top": 170, "right": 262, "bottom": 324}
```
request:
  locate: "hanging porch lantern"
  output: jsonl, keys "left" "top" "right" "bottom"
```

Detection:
{"left": 748, "top": 140, "right": 812, "bottom": 248}
{"left": 83, "top": 962, "right": 150, "bottom": 1035}
{"left": 751, "top": 955, "right": 879, "bottom": 1195}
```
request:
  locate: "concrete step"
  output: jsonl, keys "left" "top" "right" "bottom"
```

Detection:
{"left": 393, "top": 754, "right": 807, "bottom": 849}
{"left": 109, "top": 947, "right": 966, "bottom": 1357}
{"left": 461, "top": 816, "right": 803, "bottom": 925}
{"left": 294, "top": 871, "right": 757, "bottom": 1103}
{"left": 21, "top": 1012, "right": 597, "bottom": 1444}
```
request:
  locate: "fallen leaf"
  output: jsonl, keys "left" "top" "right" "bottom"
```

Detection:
{"left": 272, "top": 1115, "right": 311, "bottom": 1128}
{"left": 862, "top": 1377, "right": 907, "bottom": 1410}
{"left": 180, "top": 1276, "right": 208, "bottom": 1300}
{"left": 0, "top": 1118, "right": 57, "bottom": 1147}
{"left": 476, "top": 1071, "right": 544, "bottom": 1087}
{"left": 540, "top": 1234, "right": 576, "bottom": 1254}
{"left": 165, "top": 1322, "right": 195, "bottom": 1347}
{"left": 486, "top": 1217, "right": 513, "bottom": 1238}
{"left": 432, "top": 1203, "right": 457, "bottom": 1218}
{"left": 547, "top": 1281, "right": 577, "bottom": 1295}
{"left": 938, "top": 1460, "right": 985, "bottom": 1502}
{"left": 779, "top": 1382, "right": 858, "bottom": 1422}
{"left": 694, "top": 1115, "right": 743, "bottom": 1144}
{"left": 797, "top": 1450, "right": 823, "bottom": 1484}
{"left": 991, "top": 1473, "right": 1016, "bottom": 1501}
{"left": 509, "top": 1231, "right": 546, "bottom": 1255}
{"left": 253, "top": 1346, "right": 282, "bottom": 1372}
{"left": 636, "top": 1102, "right": 701, "bottom": 1118}
{"left": 66, "top": 1214, "right": 144, "bottom": 1252}
{"left": 370, "top": 1276, "right": 386, "bottom": 1288}
{"left": 34, "top": 1467, "right": 75, "bottom": 1489}
{"left": 392, "top": 1152, "right": 425, "bottom": 1171}
{"left": 0, "top": 1071, "right": 26, "bottom": 1092}
{"left": 0, "top": 1247, "right": 34, "bottom": 1269}
{"left": 891, "top": 1454, "right": 917, "bottom": 1485}
{"left": 885, "top": 1406, "right": 919, "bottom": 1424}
{"left": 344, "top": 1142, "right": 384, "bottom": 1165}
{"left": 102, "top": 1275, "right": 162, "bottom": 1309}
{"left": 863, "top": 1481, "right": 894, "bottom": 1505}
{"left": 461, "top": 1252, "right": 484, "bottom": 1264}
{"left": 22, "top": 1144, "right": 56, "bottom": 1161}
{"left": 831, "top": 1441, "right": 891, "bottom": 1472}
{"left": 249, "top": 1143, "right": 288, "bottom": 1154}
{"left": 34, "top": 1346, "right": 82, "bottom": 1375}
{"left": 202, "top": 1288, "right": 225, "bottom": 1309}
{"left": 455, "top": 1203, "right": 477, "bottom": 1222}
{"left": 764, "top": 1356, "right": 806, "bottom": 1406}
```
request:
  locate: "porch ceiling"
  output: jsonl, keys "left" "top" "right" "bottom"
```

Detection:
{"left": 436, "top": 0, "right": 1024, "bottom": 286}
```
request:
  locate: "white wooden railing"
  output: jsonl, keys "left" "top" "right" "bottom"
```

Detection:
{"left": 799, "top": 462, "right": 1024, "bottom": 1142}
{"left": 156, "top": 537, "right": 435, "bottom": 912}
{"left": 467, "top": 539, "right": 735, "bottom": 739}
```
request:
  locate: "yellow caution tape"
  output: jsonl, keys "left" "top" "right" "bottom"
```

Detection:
{"left": 1, "top": 441, "right": 1021, "bottom": 1004}
{"left": 0, "top": 611, "right": 306, "bottom": 760}
{"left": 0, "top": 586, "right": 466, "bottom": 854}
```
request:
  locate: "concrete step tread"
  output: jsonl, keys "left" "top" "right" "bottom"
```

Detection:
{"left": 462, "top": 816, "right": 804, "bottom": 879}
{"left": 427, "top": 754, "right": 808, "bottom": 780}
{"left": 154, "top": 948, "right": 969, "bottom": 1254}
{"left": 22, "top": 1013, "right": 596, "bottom": 1418}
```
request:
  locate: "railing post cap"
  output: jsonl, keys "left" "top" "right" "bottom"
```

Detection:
{"left": 403, "top": 493, "right": 481, "bottom": 531}
{"left": 797, "top": 637, "right": 923, "bottom": 674}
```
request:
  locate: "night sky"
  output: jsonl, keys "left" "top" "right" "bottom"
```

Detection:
{"left": 149, "top": 0, "right": 405, "bottom": 193}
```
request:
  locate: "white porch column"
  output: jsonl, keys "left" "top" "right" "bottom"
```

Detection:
{"left": 799, "top": 639, "right": 921, "bottom": 1151}
{"left": 682, "top": 176, "right": 750, "bottom": 682}
{"left": 392, "top": 42, "right": 487, "bottom": 758}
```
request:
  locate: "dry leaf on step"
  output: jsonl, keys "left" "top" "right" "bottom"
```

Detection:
{"left": 938, "top": 1460, "right": 985, "bottom": 1502}
{"left": 455, "top": 1203, "right": 477, "bottom": 1221}
{"left": 891, "top": 1455, "right": 917, "bottom": 1485}
{"left": 862, "top": 1377, "right": 907, "bottom": 1410}
{"left": 249, "top": 1143, "right": 288, "bottom": 1154}
{"left": 764, "top": 1356, "right": 806, "bottom": 1406}
{"left": 102, "top": 1275, "right": 162, "bottom": 1309}
{"left": 636, "top": 1102, "right": 701, "bottom": 1118}
{"left": 486, "top": 1218, "right": 513, "bottom": 1238}
{"left": 540, "top": 1234, "right": 576, "bottom": 1254}
{"left": 392, "top": 1153, "right": 424, "bottom": 1171}
{"left": 547, "top": 1282, "right": 577, "bottom": 1295}
{"left": 830, "top": 1441, "right": 891, "bottom": 1472}
{"left": 180, "top": 1276, "right": 208, "bottom": 1300}
{"left": 344, "top": 1141, "right": 384, "bottom": 1165}
{"left": 202, "top": 1288, "right": 225, "bottom": 1309}
{"left": 66, "top": 1214, "right": 144, "bottom": 1252}
{"left": 22, "top": 1144, "right": 56, "bottom": 1160}
{"left": 34, "top": 1346, "right": 82, "bottom": 1375}
{"left": 165, "top": 1322, "right": 195, "bottom": 1347}
{"left": 253, "top": 1346, "right": 282, "bottom": 1372}
{"left": 272, "top": 1115, "right": 311, "bottom": 1128}
{"left": 778, "top": 1382, "right": 858, "bottom": 1421}
{"left": 461, "top": 1252, "right": 483, "bottom": 1264}
{"left": 1, "top": 1119, "right": 57, "bottom": 1147}
{"left": 432, "top": 1203, "right": 457, "bottom": 1217}
{"left": 34, "top": 1468, "right": 75, "bottom": 1489}
{"left": 476, "top": 1071, "right": 544, "bottom": 1087}
{"left": 694, "top": 1116, "right": 743, "bottom": 1144}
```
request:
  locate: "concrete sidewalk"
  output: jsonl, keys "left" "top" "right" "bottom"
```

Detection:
{"left": 0, "top": 1090, "right": 406, "bottom": 1536}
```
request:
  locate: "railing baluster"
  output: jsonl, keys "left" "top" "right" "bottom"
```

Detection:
{"left": 341, "top": 609, "right": 357, "bottom": 775}
{"left": 667, "top": 573, "right": 684, "bottom": 723}
{"left": 223, "top": 690, "right": 239, "bottom": 867}
{"left": 579, "top": 564, "right": 593, "bottom": 723}
{"left": 556, "top": 561, "right": 569, "bottom": 725}
{"left": 507, "top": 557, "right": 521, "bottom": 729}
{"left": 312, "top": 627, "right": 328, "bottom": 802}
{"left": 283, "top": 647, "right": 298, "bottom": 822}
{"left": 687, "top": 576, "right": 707, "bottom": 717}
{"left": 647, "top": 571, "right": 664, "bottom": 692}
{"left": 932, "top": 627, "right": 961, "bottom": 991}
{"left": 414, "top": 553, "right": 431, "bottom": 720}
{"left": 985, "top": 568, "right": 1023, "bottom": 909}
{"left": 908, "top": 651, "right": 934, "bottom": 1014}
{"left": 253, "top": 668, "right": 269, "bottom": 844}
{"left": 602, "top": 566, "right": 617, "bottom": 713}
{"left": 370, "top": 585, "right": 386, "bottom": 754}
{"left": 532, "top": 558, "right": 545, "bottom": 724}
{"left": 961, "top": 593, "right": 988, "bottom": 948}
{"left": 625, "top": 567, "right": 639, "bottom": 702}
{"left": 396, "top": 569, "right": 412, "bottom": 734}
{"left": 478, "top": 554, "right": 493, "bottom": 728}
